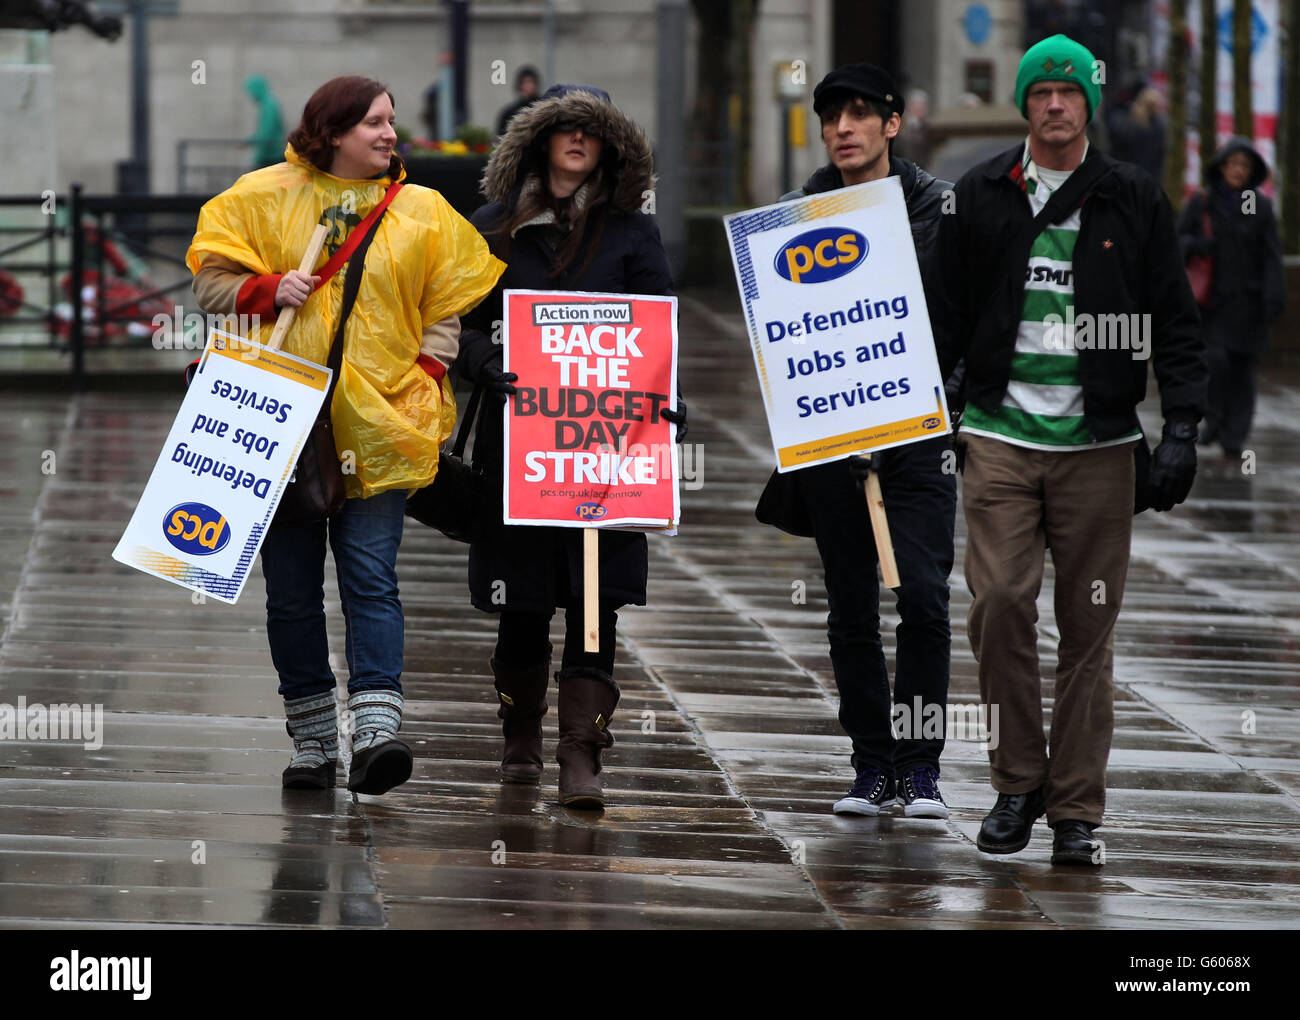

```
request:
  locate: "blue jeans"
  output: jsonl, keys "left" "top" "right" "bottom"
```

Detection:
{"left": 797, "top": 435, "right": 957, "bottom": 774}
{"left": 260, "top": 490, "right": 406, "bottom": 701}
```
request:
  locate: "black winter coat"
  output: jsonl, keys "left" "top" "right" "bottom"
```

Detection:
{"left": 457, "top": 205, "right": 673, "bottom": 613}
{"left": 1177, "top": 137, "right": 1285, "bottom": 357}
{"left": 454, "top": 92, "right": 674, "bottom": 615}
{"left": 927, "top": 145, "right": 1205, "bottom": 437}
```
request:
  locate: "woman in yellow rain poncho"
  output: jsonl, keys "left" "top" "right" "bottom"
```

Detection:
{"left": 187, "top": 76, "right": 503, "bottom": 797}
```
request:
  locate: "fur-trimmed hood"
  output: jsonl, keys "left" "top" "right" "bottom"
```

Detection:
{"left": 480, "top": 89, "right": 656, "bottom": 214}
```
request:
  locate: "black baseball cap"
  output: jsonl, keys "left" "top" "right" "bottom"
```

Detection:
{"left": 812, "top": 63, "right": 904, "bottom": 116}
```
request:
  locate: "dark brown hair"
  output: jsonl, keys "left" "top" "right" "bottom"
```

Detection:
{"left": 287, "top": 76, "right": 403, "bottom": 176}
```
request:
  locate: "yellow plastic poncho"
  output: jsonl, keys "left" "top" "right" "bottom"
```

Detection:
{"left": 185, "top": 144, "right": 504, "bottom": 498}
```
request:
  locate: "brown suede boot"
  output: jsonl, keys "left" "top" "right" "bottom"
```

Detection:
{"left": 491, "top": 656, "right": 551, "bottom": 783}
{"left": 556, "top": 667, "right": 619, "bottom": 808}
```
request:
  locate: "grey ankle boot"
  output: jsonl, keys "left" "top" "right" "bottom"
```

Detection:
{"left": 346, "top": 690, "right": 413, "bottom": 795}
{"left": 283, "top": 691, "right": 339, "bottom": 790}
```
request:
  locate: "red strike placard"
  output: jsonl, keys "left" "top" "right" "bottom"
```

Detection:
{"left": 503, "top": 289, "right": 680, "bottom": 529}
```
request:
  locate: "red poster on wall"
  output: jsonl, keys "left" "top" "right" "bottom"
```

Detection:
{"left": 503, "top": 289, "right": 680, "bottom": 530}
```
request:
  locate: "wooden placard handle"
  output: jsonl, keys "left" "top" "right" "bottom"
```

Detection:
{"left": 266, "top": 224, "right": 329, "bottom": 352}
{"left": 864, "top": 469, "right": 900, "bottom": 590}
{"left": 583, "top": 527, "right": 600, "bottom": 652}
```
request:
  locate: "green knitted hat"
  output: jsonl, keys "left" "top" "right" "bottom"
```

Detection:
{"left": 1014, "top": 34, "right": 1101, "bottom": 122}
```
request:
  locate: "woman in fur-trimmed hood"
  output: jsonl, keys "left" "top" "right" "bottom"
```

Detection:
{"left": 482, "top": 84, "right": 659, "bottom": 239}
{"left": 453, "top": 85, "right": 682, "bottom": 809}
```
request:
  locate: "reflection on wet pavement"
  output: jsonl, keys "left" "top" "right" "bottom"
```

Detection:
{"left": 0, "top": 296, "right": 1296, "bottom": 928}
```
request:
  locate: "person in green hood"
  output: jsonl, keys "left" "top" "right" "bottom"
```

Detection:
{"left": 245, "top": 74, "right": 285, "bottom": 169}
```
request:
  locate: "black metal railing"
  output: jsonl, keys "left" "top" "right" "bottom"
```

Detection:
{"left": 0, "top": 196, "right": 67, "bottom": 355}
{"left": 0, "top": 187, "right": 208, "bottom": 385}
{"left": 70, "top": 186, "right": 209, "bottom": 382}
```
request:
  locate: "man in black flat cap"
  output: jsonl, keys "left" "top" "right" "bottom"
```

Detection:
{"left": 758, "top": 63, "right": 959, "bottom": 820}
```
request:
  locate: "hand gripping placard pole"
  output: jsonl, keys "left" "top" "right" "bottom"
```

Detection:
{"left": 266, "top": 224, "right": 329, "bottom": 352}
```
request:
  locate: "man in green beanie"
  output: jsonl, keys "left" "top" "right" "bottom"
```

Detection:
{"left": 927, "top": 35, "right": 1206, "bottom": 865}
{"left": 1013, "top": 33, "right": 1103, "bottom": 124}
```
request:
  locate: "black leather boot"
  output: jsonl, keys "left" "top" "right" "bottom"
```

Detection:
{"left": 976, "top": 786, "right": 1046, "bottom": 854}
{"left": 1051, "top": 819, "right": 1102, "bottom": 866}
{"left": 556, "top": 667, "right": 619, "bottom": 808}
{"left": 491, "top": 656, "right": 550, "bottom": 783}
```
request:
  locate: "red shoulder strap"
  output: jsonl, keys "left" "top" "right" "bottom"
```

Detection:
{"left": 312, "top": 181, "right": 404, "bottom": 289}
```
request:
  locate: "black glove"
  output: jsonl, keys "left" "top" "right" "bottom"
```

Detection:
{"left": 1146, "top": 420, "right": 1198, "bottom": 511}
{"left": 480, "top": 351, "right": 518, "bottom": 402}
{"left": 661, "top": 399, "right": 688, "bottom": 443}
{"left": 943, "top": 359, "right": 966, "bottom": 421}
{"left": 848, "top": 453, "right": 873, "bottom": 481}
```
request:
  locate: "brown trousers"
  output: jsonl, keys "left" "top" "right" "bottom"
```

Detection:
{"left": 961, "top": 434, "right": 1135, "bottom": 826}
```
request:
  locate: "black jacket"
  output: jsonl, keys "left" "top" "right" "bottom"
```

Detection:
{"left": 455, "top": 90, "right": 674, "bottom": 614}
{"left": 1177, "top": 136, "right": 1285, "bottom": 356}
{"left": 927, "top": 145, "right": 1205, "bottom": 437}
{"left": 785, "top": 156, "right": 952, "bottom": 279}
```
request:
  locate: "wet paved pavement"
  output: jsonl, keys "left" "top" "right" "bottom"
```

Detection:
{"left": 0, "top": 295, "right": 1297, "bottom": 929}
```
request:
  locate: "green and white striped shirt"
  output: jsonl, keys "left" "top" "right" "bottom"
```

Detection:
{"left": 963, "top": 142, "right": 1139, "bottom": 452}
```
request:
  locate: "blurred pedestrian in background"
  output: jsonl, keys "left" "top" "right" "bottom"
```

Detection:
{"left": 1178, "top": 137, "right": 1285, "bottom": 459}
{"left": 244, "top": 74, "right": 285, "bottom": 169}
{"left": 1109, "top": 86, "right": 1166, "bottom": 183}
{"left": 495, "top": 65, "right": 542, "bottom": 138}
{"left": 421, "top": 82, "right": 442, "bottom": 141}
{"left": 893, "top": 87, "right": 932, "bottom": 168}
{"left": 188, "top": 76, "right": 503, "bottom": 796}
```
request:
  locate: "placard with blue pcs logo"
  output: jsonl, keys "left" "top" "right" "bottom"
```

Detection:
{"left": 723, "top": 176, "right": 951, "bottom": 472}
{"left": 112, "top": 330, "right": 331, "bottom": 604}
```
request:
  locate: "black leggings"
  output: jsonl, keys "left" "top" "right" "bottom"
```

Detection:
{"left": 494, "top": 603, "right": 619, "bottom": 675}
